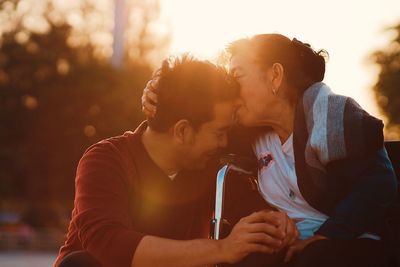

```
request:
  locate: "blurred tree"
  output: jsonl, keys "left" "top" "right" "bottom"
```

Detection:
{"left": 0, "top": 0, "right": 168, "bottom": 228}
{"left": 371, "top": 23, "right": 400, "bottom": 138}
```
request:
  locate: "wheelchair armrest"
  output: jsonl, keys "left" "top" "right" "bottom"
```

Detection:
{"left": 220, "top": 154, "right": 257, "bottom": 176}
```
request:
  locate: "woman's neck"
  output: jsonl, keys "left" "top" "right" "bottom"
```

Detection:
{"left": 274, "top": 124, "right": 293, "bottom": 144}
{"left": 259, "top": 102, "right": 295, "bottom": 144}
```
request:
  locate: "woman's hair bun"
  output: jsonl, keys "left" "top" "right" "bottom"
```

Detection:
{"left": 292, "top": 38, "right": 327, "bottom": 82}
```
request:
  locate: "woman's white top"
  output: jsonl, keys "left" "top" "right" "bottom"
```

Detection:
{"left": 253, "top": 132, "right": 328, "bottom": 240}
{"left": 253, "top": 132, "right": 380, "bottom": 240}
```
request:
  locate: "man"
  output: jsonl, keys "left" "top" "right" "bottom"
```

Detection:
{"left": 54, "top": 55, "right": 294, "bottom": 267}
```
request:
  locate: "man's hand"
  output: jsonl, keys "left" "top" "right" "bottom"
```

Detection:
{"left": 219, "top": 210, "right": 286, "bottom": 264}
{"left": 284, "top": 234, "right": 327, "bottom": 263}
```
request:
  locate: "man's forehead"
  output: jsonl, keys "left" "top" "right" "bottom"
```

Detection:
{"left": 205, "top": 118, "right": 233, "bottom": 132}
{"left": 212, "top": 102, "right": 236, "bottom": 125}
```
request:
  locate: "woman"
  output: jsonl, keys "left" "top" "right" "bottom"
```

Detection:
{"left": 142, "top": 34, "right": 398, "bottom": 266}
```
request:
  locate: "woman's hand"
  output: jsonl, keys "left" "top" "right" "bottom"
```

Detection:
{"left": 274, "top": 211, "right": 300, "bottom": 250}
{"left": 141, "top": 72, "right": 160, "bottom": 118}
{"left": 284, "top": 234, "right": 327, "bottom": 263}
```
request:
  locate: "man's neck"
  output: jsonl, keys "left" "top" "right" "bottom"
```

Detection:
{"left": 141, "top": 127, "right": 181, "bottom": 176}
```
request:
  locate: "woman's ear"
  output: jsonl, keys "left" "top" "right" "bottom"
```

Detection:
{"left": 173, "top": 120, "right": 194, "bottom": 145}
{"left": 271, "top": 63, "right": 284, "bottom": 91}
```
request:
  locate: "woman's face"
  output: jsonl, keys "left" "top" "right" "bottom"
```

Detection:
{"left": 229, "top": 53, "right": 275, "bottom": 127}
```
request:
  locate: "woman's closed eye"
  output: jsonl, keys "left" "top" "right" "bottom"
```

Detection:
{"left": 234, "top": 74, "right": 245, "bottom": 79}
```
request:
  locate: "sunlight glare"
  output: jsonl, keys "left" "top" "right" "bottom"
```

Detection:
{"left": 160, "top": 0, "right": 400, "bottom": 118}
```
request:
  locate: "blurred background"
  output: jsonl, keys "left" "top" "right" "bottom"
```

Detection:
{"left": 0, "top": 0, "right": 399, "bottom": 266}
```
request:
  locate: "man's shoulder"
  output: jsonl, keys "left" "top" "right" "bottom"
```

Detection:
{"left": 86, "top": 131, "right": 135, "bottom": 152}
{"left": 79, "top": 131, "right": 141, "bottom": 169}
{"left": 85, "top": 121, "right": 147, "bottom": 157}
{"left": 76, "top": 131, "right": 142, "bottom": 189}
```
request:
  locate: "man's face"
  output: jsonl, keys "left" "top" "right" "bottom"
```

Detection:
{"left": 180, "top": 101, "right": 236, "bottom": 170}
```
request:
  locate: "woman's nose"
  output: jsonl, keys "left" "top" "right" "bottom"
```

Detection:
{"left": 234, "top": 97, "right": 245, "bottom": 107}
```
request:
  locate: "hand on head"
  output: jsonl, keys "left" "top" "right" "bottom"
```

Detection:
{"left": 142, "top": 70, "right": 160, "bottom": 118}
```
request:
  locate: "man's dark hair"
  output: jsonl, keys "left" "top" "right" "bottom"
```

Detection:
{"left": 148, "top": 55, "right": 239, "bottom": 132}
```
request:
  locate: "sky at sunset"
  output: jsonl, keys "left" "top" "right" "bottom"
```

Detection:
{"left": 3, "top": 0, "right": 399, "bottom": 123}
{"left": 160, "top": 0, "right": 400, "bottom": 121}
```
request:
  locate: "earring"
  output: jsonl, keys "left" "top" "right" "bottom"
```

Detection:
{"left": 272, "top": 88, "right": 277, "bottom": 95}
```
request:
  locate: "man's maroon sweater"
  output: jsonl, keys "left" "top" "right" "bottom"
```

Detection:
{"left": 54, "top": 124, "right": 216, "bottom": 267}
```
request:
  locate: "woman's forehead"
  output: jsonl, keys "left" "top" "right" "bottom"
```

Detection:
{"left": 229, "top": 53, "right": 257, "bottom": 72}
{"left": 230, "top": 54, "right": 247, "bottom": 70}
